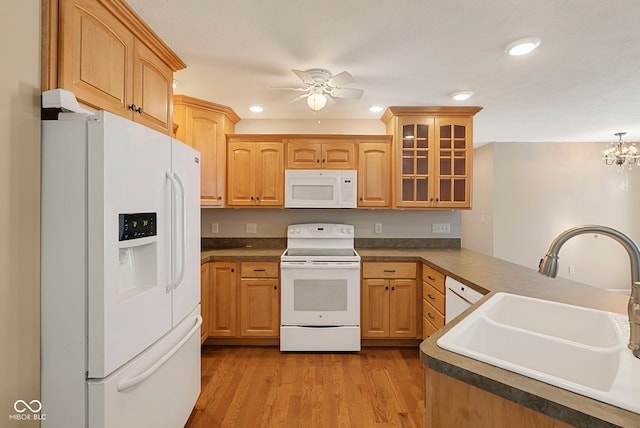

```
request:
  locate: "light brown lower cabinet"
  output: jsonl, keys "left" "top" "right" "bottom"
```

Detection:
{"left": 361, "top": 262, "right": 418, "bottom": 338}
{"left": 206, "top": 261, "right": 280, "bottom": 340}
{"left": 424, "top": 368, "right": 573, "bottom": 428}
{"left": 207, "top": 262, "right": 238, "bottom": 337}
{"left": 422, "top": 264, "right": 446, "bottom": 339}
{"left": 239, "top": 262, "right": 280, "bottom": 337}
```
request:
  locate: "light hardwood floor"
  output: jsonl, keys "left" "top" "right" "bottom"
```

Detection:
{"left": 185, "top": 346, "right": 424, "bottom": 428}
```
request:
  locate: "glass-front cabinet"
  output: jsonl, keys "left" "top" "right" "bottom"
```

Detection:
{"left": 383, "top": 107, "right": 482, "bottom": 209}
{"left": 435, "top": 117, "right": 472, "bottom": 208}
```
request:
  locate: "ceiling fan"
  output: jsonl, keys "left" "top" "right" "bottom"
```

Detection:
{"left": 275, "top": 69, "right": 364, "bottom": 111}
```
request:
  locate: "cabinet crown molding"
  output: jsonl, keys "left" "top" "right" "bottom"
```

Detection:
{"left": 380, "top": 106, "right": 483, "bottom": 124}
{"left": 174, "top": 95, "right": 240, "bottom": 123}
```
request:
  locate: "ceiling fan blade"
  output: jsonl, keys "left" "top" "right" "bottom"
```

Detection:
{"left": 327, "top": 71, "right": 355, "bottom": 87}
{"left": 330, "top": 87, "right": 364, "bottom": 99}
{"left": 292, "top": 69, "right": 315, "bottom": 84}
{"left": 288, "top": 93, "right": 309, "bottom": 104}
{"left": 271, "top": 86, "right": 309, "bottom": 92}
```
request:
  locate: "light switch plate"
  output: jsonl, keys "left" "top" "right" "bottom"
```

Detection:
{"left": 246, "top": 223, "right": 257, "bottom": 234}
{"left": 211, "top": 223, "right": 219, "bottom": 234}
{"left": 375, "top": 223, "right": 382, "bottom": 234}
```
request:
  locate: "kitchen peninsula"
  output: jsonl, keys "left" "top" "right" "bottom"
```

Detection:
{"left": 201, "top": 243, "right": 638, "bottom": 428}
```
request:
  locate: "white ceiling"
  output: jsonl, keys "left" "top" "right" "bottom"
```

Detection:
{"left": 126, "top": 0, "right": 640, "bottom": 145}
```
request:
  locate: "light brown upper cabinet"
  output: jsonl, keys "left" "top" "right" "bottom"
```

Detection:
{"left": 357, "top": 137, "right": 392, "bottom": 208}
{"left": 173, "top": 96, "right": 240, "bottom": 207}
{"left": 381, "top": 107, "right": 482, "bottom": 209}
{"left": 42, "top": 0, "right": 186, "bottom": 135}
{"left": 227, "top": 136, "right": 284, "bottom": 207}
{"left": 286, "top": 138, "right": 356, "bottom": 169}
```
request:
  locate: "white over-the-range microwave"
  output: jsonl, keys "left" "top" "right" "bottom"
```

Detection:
{"left": 284, "top": 169, "right": 357, "bottom": 208}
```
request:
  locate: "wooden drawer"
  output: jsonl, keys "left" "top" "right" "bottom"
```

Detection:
{"left": 422, "top": 281, "right": 445, "bottom": 314}
{"left": 362, "top": 262, "right": 416, "bottom": 279}
{"left": 423, "top": 299, "right": 445, "bottom": 328}
{"left": 422, "top": 264, "right": 445, "bottom": 294}
{"left": 423, "top": 316, "right": 438, "bottom": 339}
{"left": 240, "top": 261, "right": 279, "bottom": 278}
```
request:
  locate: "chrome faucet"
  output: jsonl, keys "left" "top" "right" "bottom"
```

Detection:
{"left": 538, "top": 225, "right": 640, "bottom": 359}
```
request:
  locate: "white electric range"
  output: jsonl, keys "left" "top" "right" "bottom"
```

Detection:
{"left": 280, "top": 223, "right": 361, "bottom": 351}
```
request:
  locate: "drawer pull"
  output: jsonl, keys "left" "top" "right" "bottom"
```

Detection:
{"left": 383, "top": 269, "right": 396, "bottom": 273}
{"left": 427, "top": 312, "right": 435, "bottom": 319}
{"left": 253, "top": 269, "right": 266, "bottom": 272}
{"left": 427, "top": 293, "right": 436, "bottom": 300}
{"left": 427, "top": 275, "right": 436, "bottom": 281}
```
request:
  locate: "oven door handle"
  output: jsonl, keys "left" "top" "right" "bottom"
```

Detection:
{"left": 280, "top": 262, "right": 360, "bottom": 269}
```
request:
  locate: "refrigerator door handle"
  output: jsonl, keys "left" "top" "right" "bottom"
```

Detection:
{"left": 166, "top": 171, "right": 187, "bottom": 292}
{"left": 116, "top": 314, "right": 202, "bottom": 392}
{"left": 172, "top": 172, "right": 187, "bottom": 290}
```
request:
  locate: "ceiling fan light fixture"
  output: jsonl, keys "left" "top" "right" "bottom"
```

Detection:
{"left": 450, "top": 91, "right": 474, "bottom": 101}
{"left": 505, "top": 37, "right": 541, "bottom": 56}
{"left": 306, "top": 92, "right": 327, "bottom": 111}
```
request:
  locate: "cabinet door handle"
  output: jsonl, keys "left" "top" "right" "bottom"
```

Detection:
{"left": 274, "top": 285, "right": 278, "bottom": 290}
{"left": 385, "top": 286, "right": 389, "bottom": 291}
{"left": 316, "top": 159, "right": 320, "bottom": 163}
{"left": 231, "top": 268, "right": 235, "bottom": 272}
{"left": 427, "top": 293, "right": 435, "bottom": 300}
{"left": 391, "top": 286, "right": 395, "bottom": 291}
{"left": 127, "top": 104, "right": 142, "bottom": 114}
{"left": 250, "top": 196, "right": 254, "bottom": 200}
{"left": 217, "top": 196, "right": 222, "bottom": 200}
{"left": 256, "top": 196, "right": 260, "bottom": 200}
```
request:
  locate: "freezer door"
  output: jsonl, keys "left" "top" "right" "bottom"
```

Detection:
{"left": 169, "top": 139, "right": 201, "bottom": 326}
{"left": 88, "top": 306, "right": 202, "bottom": 428}
{"left": 87, "top": 111, "right": 173, "bottom": 378}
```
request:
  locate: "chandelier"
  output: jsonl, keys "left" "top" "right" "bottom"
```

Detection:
{"left": 603, "top": 132, "right": 639, "bottom": 168}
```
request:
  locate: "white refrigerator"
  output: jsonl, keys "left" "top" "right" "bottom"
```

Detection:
{"left": 41, "top": 110, "right": 202, "bottom": 427}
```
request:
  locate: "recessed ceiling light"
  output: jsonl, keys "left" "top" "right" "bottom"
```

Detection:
{"left": 450, "top": 91, "right": 474, "bottom": 101}
{"left": 369, "top": 105, "right": 384, "bottom": 113}
{"left": 249, "top": 105, "right": 264, "bottom": 113}
{"left": 505, "top": 37, "right": 541, "bottom": 56}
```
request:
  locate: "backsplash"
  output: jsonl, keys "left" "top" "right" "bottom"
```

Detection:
{"left": 200, "top": 208, "right": 461, "bottom": 239}
{"left": 201, "top": 237, "right": 460, "bottom": 249}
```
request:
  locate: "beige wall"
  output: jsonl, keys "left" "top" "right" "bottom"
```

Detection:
{"left": 461, "top": 143, "right": 494, "bottom": 254}
{"left": 1, "top": 1, "right": 41, "bottom": 426}
{"left": 463, "top": 141, "right": 638, "bottom": 292}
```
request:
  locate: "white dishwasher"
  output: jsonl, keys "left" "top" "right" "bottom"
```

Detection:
{"left": 445, "top": 277, "right": 484, "bottom": 324}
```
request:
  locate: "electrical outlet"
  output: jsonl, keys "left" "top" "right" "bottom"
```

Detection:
{"left": 211, "top": 223, "right": 219, "bottom": 234}
{"left": 375, "top": 223, "right": 383, "bottom": 234}
{"left": 569, "top": 265, "right": 576, "bottom": 275}
{"left": 246, "top": 223, "right": 257, "bottom": 234}
{"left": 432, "top": 223, "right": 451, "bottom": 234}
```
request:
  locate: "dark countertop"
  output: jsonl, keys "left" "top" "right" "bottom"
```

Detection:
{"left": 201, "top": 246, "right": 638, "bottom": 427}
